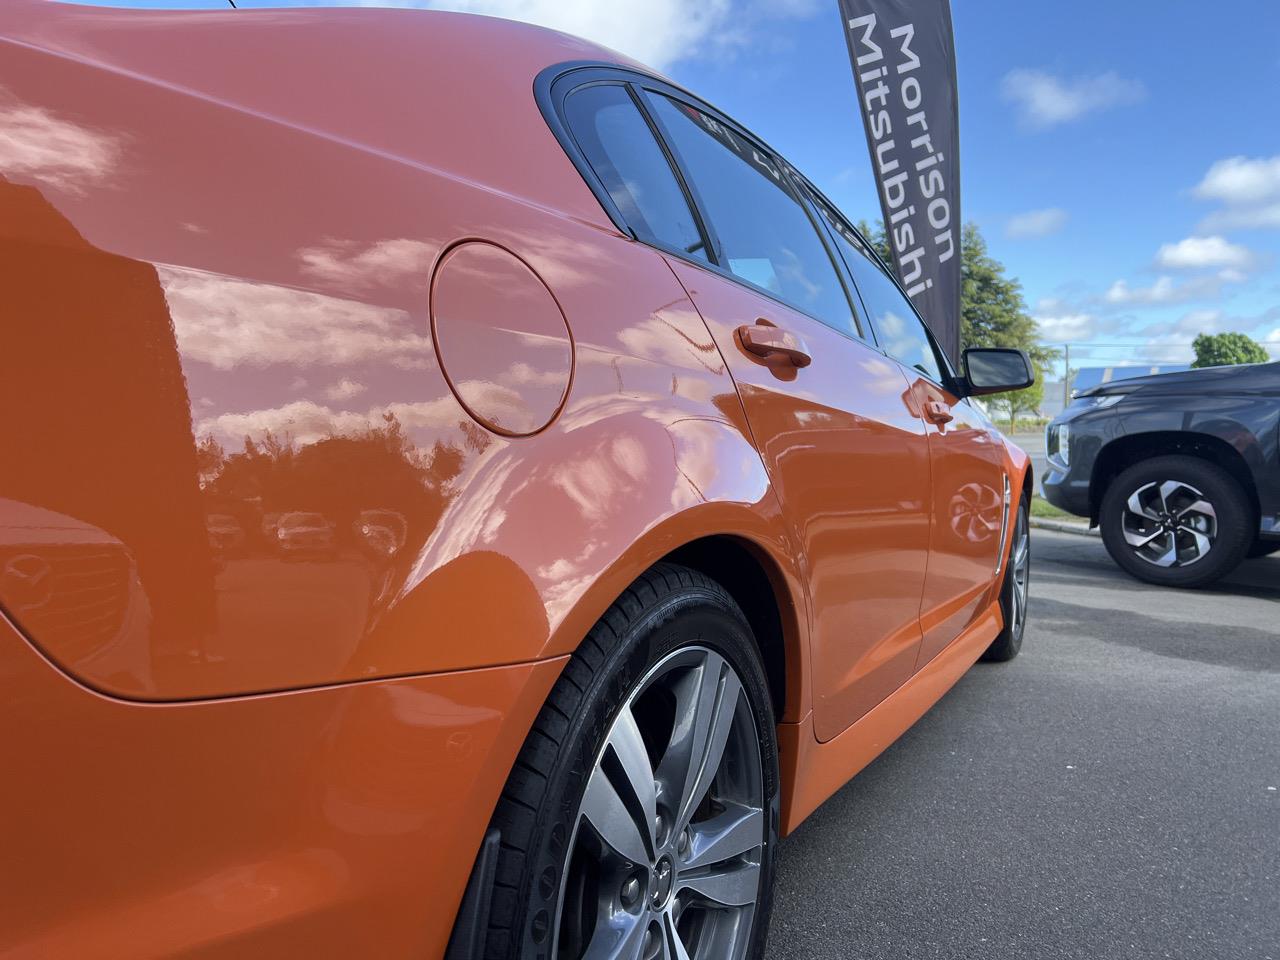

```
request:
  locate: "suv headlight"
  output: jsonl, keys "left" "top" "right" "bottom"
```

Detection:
{"left": 1047, "top": 422, "right": 1070, "bottom": 467}
{"left": 1082, "top": 393, "right": 1125, "bottom": 409}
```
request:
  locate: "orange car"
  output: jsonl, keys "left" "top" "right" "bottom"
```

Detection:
{"left": 0, "top": 3, "right": 1033, "bottom": 958}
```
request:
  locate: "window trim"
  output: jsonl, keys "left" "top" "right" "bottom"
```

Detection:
{"left": 558, "top": 78, "right": 715, "bottom": 262}
{"left": 536, "top": 61, "right": 872, "bottom": 347}
{"left": 621, "top": 82, "right": 721, "bottom": 265}
{"left": 537, "top": 64, "right": 640, "bottom": 240}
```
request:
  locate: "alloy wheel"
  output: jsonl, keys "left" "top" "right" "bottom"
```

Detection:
{"left": 555, "top": 646, "right": 765, "bottom": 960}
{"left": 1121, "top": 480, "right": 1217, "bottom": 567}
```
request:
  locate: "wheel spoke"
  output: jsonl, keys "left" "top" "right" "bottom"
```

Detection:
{"left": 1181, "top": 526, "right": 1212, "bottom": 560}
{"left": 685, "top": 801, "right": 764, "bottom": 870}
{"left": 662, "top": 910, "right": 692, "bottom": 960}
{"left": 656, "top": 652, "right": 741, "bottom": 832}
{"left": 676, "top": 860, "right": 761, "bottom": 908}
{"left": 1151, "top": 532, "right": 1178, "bottom": 567}
{"left": 1127, "top": 488, "right": 1162, "bottom": 522}
{"left": 1157, "top": 480, "right": 1186, "bottom": 513}
{"left": 1177, "top": 498, "right": 1216, "bottom": 521}
{"left": 1123, "top": 526, "right": 1165, "bottom": 548}
{"left": 582, "top": 910, "right": 648, "bottom": 960}
{"left": 581, "top": 706, "right": 657, "bottom": 865}
{"left": 1013, "top": 534, "right": 1029, "bottom": 571}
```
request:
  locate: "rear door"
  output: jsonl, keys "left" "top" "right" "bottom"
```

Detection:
{"left": 626, "top": 88, "right": 935, "bottom": 741}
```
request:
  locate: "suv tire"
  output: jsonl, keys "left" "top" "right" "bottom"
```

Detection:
{"left": 1100, "top": 455, "right": 1252, "bottom": 588}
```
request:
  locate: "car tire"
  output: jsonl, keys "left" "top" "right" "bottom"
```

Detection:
{"left": 481, "top": 562, "right": 780, "bottom": 960}
{"left": 982, "top": 494, "right": 1029, "bottom": 663}
{"left": 1099, "top": 455, "right": 1252, "bottom": 588}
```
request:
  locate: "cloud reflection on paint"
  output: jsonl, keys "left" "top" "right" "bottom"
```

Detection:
{"left": 0, "top": 87, "right": 125, "bottom": 194}
{"left": 159, "top": 264, "right": 434, "bottom": 370}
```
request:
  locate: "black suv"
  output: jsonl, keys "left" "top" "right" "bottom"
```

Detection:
{"left": 1043, "top": 361, "right": 1280, "bottom": 587}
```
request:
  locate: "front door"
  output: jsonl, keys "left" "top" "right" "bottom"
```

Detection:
{"left": 831, "top": 216, "right": 1008, "bottom": 665}
{"left": 911, "top": 380, "right": 1008, "bottom": 665}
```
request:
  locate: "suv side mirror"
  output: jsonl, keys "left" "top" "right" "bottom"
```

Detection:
{"left": 962, "top": 348, "right": 1035, "bottom": 396}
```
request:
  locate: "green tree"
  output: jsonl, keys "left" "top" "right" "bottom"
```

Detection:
{"left": 855, "top": 220, "right": 1056, "bottom": 426}
{"left": 1190, "top": 331, "right": 1268, "bottom": 368}
{"left": 958, "top": 223, "right": 1058, "bottom": 426}
{"left": 855, "top": 218, "right": 892, "bottom": 264}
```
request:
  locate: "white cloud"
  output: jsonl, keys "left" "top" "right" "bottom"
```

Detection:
{"left": 1202, "top": 207, "right": 1280, "bottom": 231}
{"left": 1032, "top": 309, "right": 1099, "bottom": 343}
{"left": 1192, "top": 155, "right": 1280, "bottom": 231}
{"left": 0, "top": 88, "right": 124, "bottom": 194}
{"left": 1001, "top": 69, "right": 1145, "bottom": 129}
{"left": 158, "top": 265, "right": 434, "bottom": 370}
{"left": 420, "top": 0, "right": 732, "bottom": 69}
{"left": 1135, "top": 336, "right": 1200, "bottom": 363}
{"left": 1006, "top": 208, "right": 1068, "bottom": 239}
{"left": 1103, "top": 275, "right": 1225, "bottom": 306}
{"left": 388, "top": 0, "right": 824, "bottom": 69}
{"left": 1194, "top": 155, "right": 1280, "bottom": 204}
{"left": 1154, "top": 235, "right": 1254, "bottom": 271}
{"left": 325, "top": 378, "right": 367, "bottom": 401}
{"left": 1138, "top": 309, "right": 1224, "bottom": 339}
{"left": 1177, "top": 309, "right": 1225, "bottom": 334}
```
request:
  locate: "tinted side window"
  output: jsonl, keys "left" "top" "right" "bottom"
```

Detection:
{"left": 837, "top": 224, "right": 944, "bottom": 382}
{"left": 645, "top": 93, "right": 857, "bottom": 337}
{"left": 564, "top": 84, "right": 708, "bottom": 261}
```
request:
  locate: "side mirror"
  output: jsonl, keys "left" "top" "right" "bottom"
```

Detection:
{"left": 962, "top": 348, "right": 1035, "bottom": 396}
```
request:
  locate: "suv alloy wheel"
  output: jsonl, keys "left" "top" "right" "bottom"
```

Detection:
{"left": 1099, "top": 455, "right": 1252, "bottom": 588}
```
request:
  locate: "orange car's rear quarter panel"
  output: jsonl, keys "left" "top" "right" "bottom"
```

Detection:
{"left": 0, "top": 2, "right": 805, "bottom": 700}
{"left": 0, "top": 613, "right": 563, "bottom": 958}
{"left": 0, "top": 4, "right": 812, "bottom": 956}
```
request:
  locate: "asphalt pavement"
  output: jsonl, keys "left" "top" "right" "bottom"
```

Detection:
{"left": 766, "top": 530, "right": 1279, "bottom": 960}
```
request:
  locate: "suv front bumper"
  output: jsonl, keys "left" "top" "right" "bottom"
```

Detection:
{"left": 1040, "top": 420, "right": 1092, "bottom": 518}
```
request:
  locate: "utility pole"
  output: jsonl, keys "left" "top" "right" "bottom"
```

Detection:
{"left": 1062, "top": 343, "right": 1071, "bottom": 406}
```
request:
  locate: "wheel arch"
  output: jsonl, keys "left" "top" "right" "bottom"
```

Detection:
{"left": 661, "top": 534, "right": 799, "bottom": 723}
{"left": 542, "top": 502, "right": 811, "bottom": 726}
{"left": 1019, "top": 460, "right": 1035, "bottom": 515}
{"left": 1089, "top": 431, "right": 1259, "bottom": 526}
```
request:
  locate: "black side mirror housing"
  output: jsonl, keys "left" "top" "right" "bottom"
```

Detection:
{"left": 961, "top": 348, "right": 1035, "bottom": 396}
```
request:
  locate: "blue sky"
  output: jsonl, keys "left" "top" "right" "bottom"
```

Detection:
{"left": 76, "top": 1, "right": 1280, "bottom": 368}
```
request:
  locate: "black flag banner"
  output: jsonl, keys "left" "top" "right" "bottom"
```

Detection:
{"left": 837, "top": 0, "right": 961, "bottom": 365}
